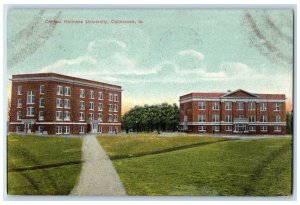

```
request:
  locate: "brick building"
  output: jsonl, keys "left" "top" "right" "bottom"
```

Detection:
{"left": 9, "top": 73, "right": 122, "bottom": 135}
{"left": 179, "top": 89, "right": 287, "bottom": 134}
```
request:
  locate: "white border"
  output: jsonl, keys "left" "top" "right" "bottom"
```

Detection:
{"left": 1, "top": 2, "right": 298, "bottom": 205}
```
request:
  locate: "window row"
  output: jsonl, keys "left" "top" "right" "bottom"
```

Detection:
{"left": 56, "top": 111, "right": 71, "bottom": 121}
{"left": 198, "top": 125, "right": 282, "bottom": 132}
{"left": 79, "top": 89, "right": 119, "bottom": 102}
{"left": 57, "top": 86, "right": 71, "bottom": 96}
{"left": 79, "top": 101, "right": 118, "bottom": 112}
{"left": 197, "top": 114, "right": 282, "bottom": 122}
{"left": 56, "top": 126, "right": 70, "bottom": 134}
{"left": 17, "top": 85, "right": 45, "bottom": 95}
{"left": 78, "top": 112, "right": 118, "bottom": 122}
{"left": 198, "top": 101, "right": 281, "bottom": 111}
{"left": 56, "top": 98, "right": 71, "bottom": 109}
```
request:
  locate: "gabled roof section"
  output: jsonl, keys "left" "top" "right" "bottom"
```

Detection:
{"left": 221, "top": 89, "right": 260, "bottom": 98}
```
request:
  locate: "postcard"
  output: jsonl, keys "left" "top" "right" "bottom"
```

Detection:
{"left": 6, "top": 7, "right": 294, "bottom": 197}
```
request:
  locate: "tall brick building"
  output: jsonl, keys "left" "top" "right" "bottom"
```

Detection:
{"left": 179, "top": 89, "right": 287, "bottom": 134}
{"left": 9, "top": 73, "right": 122, "bottom": 135}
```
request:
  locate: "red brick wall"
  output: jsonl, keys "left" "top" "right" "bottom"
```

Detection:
{"left": 9, "top": 75, "right": 122, "bottom": 135}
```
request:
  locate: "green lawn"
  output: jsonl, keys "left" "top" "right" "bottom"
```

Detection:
{"left": 97, "top": 134, "right": 225, "bottom": 158}
{"left": 7, "top": 134, "right": 82, "bottom": 195}
{"left": 98, "top": 135, "right": 292, "bottom": 196}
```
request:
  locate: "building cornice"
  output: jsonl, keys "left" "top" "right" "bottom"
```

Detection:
{"left": 11, "top": 76, "right": 122, "bottom": 92}
{"left": 179, "top": 97, "right": 286, "bottom": 103}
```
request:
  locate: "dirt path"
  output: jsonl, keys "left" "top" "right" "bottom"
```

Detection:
{"left": 70, "top": 135, "right": 126, "bottom": 196}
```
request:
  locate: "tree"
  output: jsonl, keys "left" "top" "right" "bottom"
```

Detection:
{"left": 286, "top": 111, "right": 293, "bottom": 134}
{"left": 121, "top": 103, "right": 180, "bottom": 134}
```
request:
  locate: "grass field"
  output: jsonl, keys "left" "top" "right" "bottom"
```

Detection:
{"left": 7, "top": 134, "right": 82, "bottom": 195}
{"left": 98, "top": 135, "right": 292, "bottom": 196}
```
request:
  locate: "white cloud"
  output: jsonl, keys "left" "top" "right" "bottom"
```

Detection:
{"left": 177, "top": 49, "right": 205, "bottom": 60}
{"left": 40, "top": 56, "right": 97, "bottom": 72}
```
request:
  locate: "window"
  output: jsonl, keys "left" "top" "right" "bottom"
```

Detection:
{"left": 198, "top": 102, "right": 206, "bottom": 110}
{"left": 64, "top": 87, "right": 71, "bottom": 96}
{"left": 98, "top": 125, "right": 103, "bottom": 133}
{"left": 40, "top": 85, "right": 45, "bottom": 94}
{"left": 260, "top": 102, "right": 267, "bottom": 111}
{"left": 237, "top": 114, "right": 244, "bottom": 119}
{"left": 274, "top": 102, "right": 281, "bottom": 111}
{"left": 16, "top": 126, "right": 21, "bottom": 133}
{"left": 274, "top": 126, "right": 281, "bottom": 132}
{"left": 79, "top": 112, "right": 85, "bottom": 121}
{"left": 80, "top": 101, "right": 85, "bottom": 110}
{"left": 114, "top": 104, "right": 118, "bottom": 112}
{"left": 109, "top": 104, "right": 113, "bottom": 112}
{"left": 27, "top": 91, "right": 34, "bottom": 104}
{"left": 39, "top": 98, "right": 44, "bottom": 108}
{"left": 261, "top": 126, "right": 268, "bottom": 132}
{"left": 108, "top": 114, "right": 113, "bottom": 122}
{"left": 39, "top": 111, "right": 44, "bottom": 121}
{"left": 114, "top": 126, "right": 119, "bottom": 134}
{"left": 56, "top": 98, "right": 63, "bottom": 108}
{"left": 56, "top": 111, "right": 63, "bottom": 121}
{"left": 212, "top": 115, "right": 220, "bottom": 122}
{"left": 237, "top": 101, "right": 244, "bottom": 110}
{"left": 17, "top": 86, "right": 22, "bottom": 95}
{"left": 198, "top": 126, "right": 206, "bottom": 131}
{"left": 63, "top": 126, "right": 70, "bottom": 134}
{"left": 109, "top": 93, "right": 113, "bottom": 101}
{"left": 249, "top": 115, "right": 256, "bottom": 122}
{"left": 225, "top": 101, "right": 232, "bottom": 110}
{"left": 17, "top": 111, "right": 22, "bottom": 120}
{"left": 64, "top": 111, "right": 70, "bottom": 121}
{"left": 249, "top": 126, "right": 256, "bottom": 131}
{"left": 98, "top": 113, "right": 103, "bottom": 121}
{"left": 26, "top": 107, "right": 34, "bottom": 116}
{"left": 90, "top": 90, "right": 94, "bottom": 99}
{"left": 248, "top": 102, "right": 256, "bottom": 110}
{"left": 225, "top": 115, "right": 232, "bottom": 122}
{"left": 114, "top": 94, "right": 118, "bottom": 102}
{"left": 225, "top": 126, "right": 232, "bottom": 131}
{"left": 260, "top": 115, "right": 267, "bottom": 122}
{"left": 17, "top": 99, "right": 22, "bottom": 108}
{"left": 98, "top": 103, "right": 103, "bottom": 111}
{"left": 274, "top": 115, "right": 281, "bottom": 122}
{"left": 56, "top": 126, "right": 62, "bottom": 134}
{"left": 80, "top": 89, "right": 85, "bottom": 98}
{"left": 88, "top": 113, "right": 94, "bottom": 121}
{"left": 114, "top": 114, "right": 118, "bottom": 122}
{"left": 198, "top": 115, "right": 206, "bottom": 122}
{"left": 89, "top": 102, "right": 94, "bottom": 110}
{"left": 98, "top": 91, "right": 103, "bottom": 100}
{"left": 38, "top": 126, "right": 44, "bottom": 133}
{"left": 79, "top": 126, "right": 84, "bottom": 134}
{"left": 64, "top": 99, "right": 70, "bottom": 109}
{"left": 213, "top": 126, "right": 220, "bottom": 132}
{"left": 212, "top": 102, "right": 219, "bottom": 110}
{"left": 57, "top": 85, "right": 63, "bottom": 95}
{"left": 108, "top": 126, "right": 113, "bottom": 133}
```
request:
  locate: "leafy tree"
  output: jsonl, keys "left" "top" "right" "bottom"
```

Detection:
{"left": 286, "top": 111, "right": 293, "bottom": 134}
{"left": 121, "top": 103, "right": 180, "bottom": 134}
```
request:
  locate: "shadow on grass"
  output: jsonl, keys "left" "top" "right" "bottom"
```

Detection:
{"left": 8, "top": 144, "right": 60, "bottom": 194}
{"left": 110, "top": 139, "right": 232, "bottom": 160}
{"left": 8, "top": 161, "right": 83, "bottom": 172}
{"left": 243, "top": 141, "right": 292, "bottom": 195}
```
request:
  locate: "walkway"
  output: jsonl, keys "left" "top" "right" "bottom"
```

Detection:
{"left": 70, "top": 134, "right": 126, "bottom": 196}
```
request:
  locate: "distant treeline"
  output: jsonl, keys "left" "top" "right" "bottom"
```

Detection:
{"left": 286, "top": 112, "right": 293, "bottom": 134}
{"left": 122, "top": 103, "right": 180, "bottom": 133}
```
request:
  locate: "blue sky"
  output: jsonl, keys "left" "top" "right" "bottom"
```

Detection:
{"left": 7, "top": 9, "right": 293, "bottom": 112}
